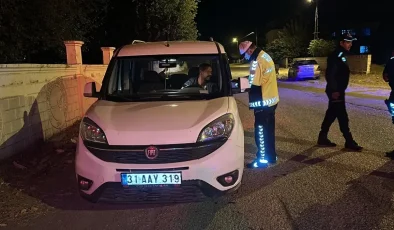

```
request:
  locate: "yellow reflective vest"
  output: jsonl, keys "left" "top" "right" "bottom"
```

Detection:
{"left": 248, "top": 50, "right": 279, "bottom": 108}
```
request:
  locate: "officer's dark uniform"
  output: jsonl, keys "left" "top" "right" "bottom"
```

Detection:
{"left": 383, "top": 52, "right": 394, "bottom": 121}
{"left": 383, "top": 51, "right": 394, "bottom": 159}
{"left": 384, "top": 55, "right": 394, "bottom": 101}
{"left": 317, "top": 33, "right": 362, "bottom": 151}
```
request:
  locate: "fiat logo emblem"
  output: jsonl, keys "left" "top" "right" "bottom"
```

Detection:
{"left": 145, "top": 146, "right": 159, "bottom": 159}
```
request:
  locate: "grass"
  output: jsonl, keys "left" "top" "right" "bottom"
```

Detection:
{"left": 349, "top": 64, "right": 389, "bottom": 88}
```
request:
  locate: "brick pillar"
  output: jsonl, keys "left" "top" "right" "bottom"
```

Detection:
{"left": 64, "top": 41, "right": 84, "bottom": 65}
{"left": 101, "top": 47, "right": 116, "bottom": 65}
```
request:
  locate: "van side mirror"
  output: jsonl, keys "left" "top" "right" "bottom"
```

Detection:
{"left": 84, "top": 82, "right": 99, "bottom": 98}
{"left": 231, "top": 76, "right": 250, "bottom": 94}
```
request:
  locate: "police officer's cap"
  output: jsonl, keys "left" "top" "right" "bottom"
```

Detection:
{"left": 340, "top": 33, "right": 357, "bottom": 42}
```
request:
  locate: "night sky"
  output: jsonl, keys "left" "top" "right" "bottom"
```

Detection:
{"left": 196, "top": 0, "right": 391, "bottom": 42}
{"left": 80, "top": 0, "right": 393, "bottom": 64}
{"left": 195, "top": 0, "right": 393, "bottom": 62}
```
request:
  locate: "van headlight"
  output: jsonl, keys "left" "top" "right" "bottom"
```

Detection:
{"left": 197, "top": 114, "right": 235, "bottom": 142}
{"left": 80, "top": 117, "right": 108, "bottom": 144}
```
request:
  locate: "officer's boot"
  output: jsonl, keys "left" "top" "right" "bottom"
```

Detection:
{"left": 344, "top": 132, "right": 363, "bottom": 151}
{"left": 317, "top": 131, "right": 336, "bottom": 147}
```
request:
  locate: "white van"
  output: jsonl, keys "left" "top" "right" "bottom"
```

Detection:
{"left": 76, "top": 40, "right": 250, "bottom": 203}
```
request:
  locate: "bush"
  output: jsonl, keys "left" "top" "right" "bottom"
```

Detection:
{"left": 308, "top": 39, "right": 336, "bottom": 57}
{"left": 265, "top": 31, "right": 308, "bottom": 63}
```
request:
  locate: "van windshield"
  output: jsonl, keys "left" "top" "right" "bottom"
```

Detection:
{"left": 104, "top": 55, "right": 225, "bottom": 102}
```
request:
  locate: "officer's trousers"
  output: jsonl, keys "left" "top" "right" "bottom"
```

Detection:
{"left": 390, "top": 91, "right": 394, "bottom": 101}
{"left": 389, "top": 83, "right": 394, "bottom": 101}
{"left": 254, "top": 104, "right": 277, "bottom": 163}
{"left": 320, "top": 92, "right": 351, "bottom": 137}
{"left": 385, "top": 83, "right": 394, "bottom": 123}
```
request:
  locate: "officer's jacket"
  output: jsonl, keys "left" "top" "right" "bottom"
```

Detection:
{"left": 325, "top": 47, "right": 351, "bottom": 93}
{"left": 383, "top": 56, "right": 394, "bottom": 83}
{"left": 248, "top": 49, "right": 279, "bottom": 109}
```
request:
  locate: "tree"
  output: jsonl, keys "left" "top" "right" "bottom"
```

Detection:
{"left": 0, "top": 0, "right": 26, "bottom": 63}
{"left": 265, "top": 16, "right": 310, "bottom": 63}
{"left": 308, "top": 39, "right": 336, "bottom": 57}
{"left": 132, "top": 0, "right": 199, "bottom": 41}
{"left": 282, "top": 16, "right": 310, "bottom": 42}
{"left": 0, "top": 0, "right": 109, "bottom": 63}
{"left": 265, "top": 31, "right": 306, "bottom": 63}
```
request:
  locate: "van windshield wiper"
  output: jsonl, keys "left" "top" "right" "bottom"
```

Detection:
{"left": 106, "top": 94, "right": 141, "bottom": 102}
{"left": 106, "top": 93, "right": 214, "bottom": 102}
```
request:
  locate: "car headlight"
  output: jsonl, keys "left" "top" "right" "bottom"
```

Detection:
{"left": 197, "top": 113, "right": 235, "bottom": 142}
{"left": 80, "top": 117, "right": 107, "bottom": 144}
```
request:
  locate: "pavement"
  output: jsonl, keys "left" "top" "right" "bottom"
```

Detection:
{"left": 1, "top": 68, "right": 394, "bottom": 230}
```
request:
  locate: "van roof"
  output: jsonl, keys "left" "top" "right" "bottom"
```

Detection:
{"left": 117, "top": 41, "right": 226, "bottom": 57}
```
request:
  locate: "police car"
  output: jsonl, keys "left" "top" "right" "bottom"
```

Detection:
{"left": 76, "top": 40, "right": 250, "bottom": 203}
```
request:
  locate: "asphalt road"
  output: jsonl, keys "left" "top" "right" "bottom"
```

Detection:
{"left": 4, "top": 71, "right": 394, "bottom": 230}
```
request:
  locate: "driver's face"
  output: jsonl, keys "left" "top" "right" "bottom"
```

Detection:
{"left": 201, "top": 67, "right": 212, "bottom": 80}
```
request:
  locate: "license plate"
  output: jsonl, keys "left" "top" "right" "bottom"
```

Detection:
{"left": 120, "top": 172, "right": 182, "bottom": 186}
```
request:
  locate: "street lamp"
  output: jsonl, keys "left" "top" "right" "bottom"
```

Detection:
{"left": 238, "top": 31, "right": 258, "bottom": 46}
{"left": 232, "top": 37, "right": 238, "bottom": 47}
{"left": 242, "top": 32, "right": 254, "bottom": 39}
{"left": 242, "top": 32, "right": 255, "bottom": 44}
{"left": 308, "top": 0, "right": 319, "bottom": 39}
{"left": 232, "top": 38, "right": 239, "bottom": 62}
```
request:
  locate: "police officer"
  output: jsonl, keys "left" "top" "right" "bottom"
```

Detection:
{"left": 383, "top": 50, "right": 394, "bottom": 89}
{"left": 317, "top": 33, "right": 362, "bottom": 151}
{"left": 383, "top": 50, "right": 394, "bottom": 158}
{"left": 239, "top": 41, "right": 280, "bottom": 168}
{"left": 383, "top": 50, "right": 394, "bottom": 118}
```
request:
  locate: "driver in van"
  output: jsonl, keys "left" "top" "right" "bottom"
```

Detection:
{"left": 182, "top": 63, "right": 218, "bottom": 93}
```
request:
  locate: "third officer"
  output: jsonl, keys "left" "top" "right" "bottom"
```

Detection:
{"left": 317, "top": 33, "right": 363, "bottom": 151}
{"left": 383, "top": 49, "right": 394, "bottom": 115}
{"left": 383, "top": 49, "right": 394, "bottom": 158}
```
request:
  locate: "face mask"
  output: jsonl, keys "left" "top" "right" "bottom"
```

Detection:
{"left": 244, "top": 53, "right": 251, "bottom": 61}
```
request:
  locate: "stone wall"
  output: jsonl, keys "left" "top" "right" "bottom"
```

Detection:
{"left": 293, "top": 54, "right": 372, "bottom": 74}
{"left": 0, "top": 41, "right": 114, "bottom": 160}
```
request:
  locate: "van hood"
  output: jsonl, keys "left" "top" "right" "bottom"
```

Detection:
{"left": 85, "top": 98, "right": 229, "bottom": 145}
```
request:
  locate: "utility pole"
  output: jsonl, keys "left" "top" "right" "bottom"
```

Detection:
{"left": 255, "top": 29, "right": 258, "bottom": 46}
{"left": 314, "top": 0, "right": 319, "bottom": 39}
